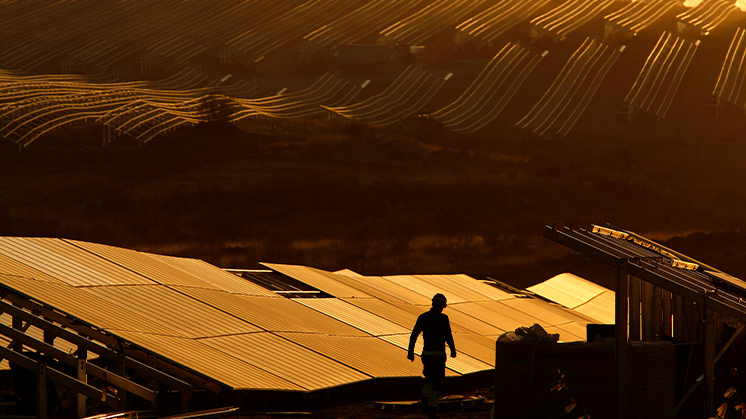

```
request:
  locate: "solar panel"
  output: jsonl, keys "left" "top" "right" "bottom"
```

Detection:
{"left": 201, "top": 332, "right": 371, "bottom": 391}
{"left": 0, "top": 236, "right": 616, "bottom": 394}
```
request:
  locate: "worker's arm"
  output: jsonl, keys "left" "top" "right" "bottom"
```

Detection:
{"left": 407, "top": 318, "right": 422, "bottom": 362}
{"left": 445, "top": 317, "right": 456, "bottom": 358}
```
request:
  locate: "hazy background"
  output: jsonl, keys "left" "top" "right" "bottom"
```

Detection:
{"left": 2, "top": 0, "right": 746, "bottom": 291}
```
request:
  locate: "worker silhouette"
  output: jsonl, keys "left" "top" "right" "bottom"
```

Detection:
{"left": 408, "top": 293, "right": 456, "bottom": 418}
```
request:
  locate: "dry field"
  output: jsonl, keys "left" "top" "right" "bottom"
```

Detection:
{"left": 1, "top": 108, "right": 745, "bottom": 291}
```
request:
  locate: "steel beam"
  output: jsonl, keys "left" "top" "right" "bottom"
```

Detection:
{"left": 543, "top": 225, "right": 625, "bottom": 266}
{"left": 0, "top": 292, "right": 119, "bottom": 347}
{"left": 704, "top": 309, "right": 715, "bottom": 417}
{"left": 546, "top": 223, "right": 746, "bottom": 418}
{"left": 77, "top": 357, "right": 86, "bottom": 418}
{"left": 0, "top": 345, "right": 103, "bottom": 401}
{"left": 38, "top": 363, "right": 47, "bottom": 419}
{"left": 0, "top": 323, "right": 156, "bottom": 402}
{"left": 0, "top": 299, "right": 193, "bottom": 393}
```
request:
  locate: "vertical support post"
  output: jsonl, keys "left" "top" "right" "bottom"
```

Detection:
{"left": 663, "top": 290, "right": 672, "bottom": 338}
{"left": 704, "top": 298, "right": 716, "bottom": 417}
{"left": 148, "top": 355, "right": 158, "bottom": 410}
{"left": 12, "top": 307, "right": 23, "bottom": 351}
{"left": 117, "top": 354, "right": 127, "bottom": 410}
{"left": 696, "top": 302, "right": 704, "bottom": 343}
{"left": 629, "top": 277, "right": 641, "bottom": 341}
{"left": 38, "top": 363, "right": 48, "bottom": 419}
{"left": 685, "top": 300, "right": 696, "bottom": 342}
{"left": 181, "top": 392, "right": 190, "bottom": 413}
{"left": 643, "top": 281, "right": 654, "bottom": 341}
{"left": 43, "top": 325, "right": 55, "bottom": 346}
{"left": 615, "top": 260, "right": 629, "bottom": 419}
{"left": 77, "top": 350, "right": 87, "bottom": 418}
{"left": 674, "top": 295, "right": 684, "bottom": 341}
{"left": 653, "top": 286, "right": 662, "bottom": 341}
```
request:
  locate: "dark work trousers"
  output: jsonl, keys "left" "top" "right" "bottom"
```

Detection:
{"left": 421, "top": 352, "right": 447, "bottom": 411}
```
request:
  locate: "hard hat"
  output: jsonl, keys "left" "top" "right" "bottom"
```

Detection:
{"left": 432, "top": 293, "right": 447, "bottom": 307}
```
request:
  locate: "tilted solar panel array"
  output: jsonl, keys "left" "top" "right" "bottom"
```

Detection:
{"left": 0, "top": 69, "right": 367, "bottom": 148}
{"left": 229, "top": 70, "right": 368, "bottom": 122}
{"left": 0, "top": 0, "right": 301, "bottom": 75}
{"left": 223, "top": 0, "right": 368, "bottom": 64}
{"left": 299, "top": 0, "right": 425, "bottom": 61}
{"left": 676, "top": 0, "right": 741, "bottom": 35}
{"left": 1, "top": 0, "right": 744, "bottom": 143}
{"left": 624, "top": 32, "right": 700, "bottom": 119}
{"left": 604, "top": 0, "right": 682, "bottom": 38}
{"left": 530, "top": 0, "right": 616, "bottom": 42}
{"left": 544, "top": 224, "right": 746, "bottom": 344}
{"left": 455, "top": 0, "right": 550, "bottom": 48}
{"left": 528, "top": 272, "right": 615, "bottom": 325}
{"left": 0, "top": 69, "right": 273, "bottom": 148}
{"left": 432, "top": 41, "right": 546, "bottom": 133}
{"left": 713, "top": 27, "right": 746, "bottom": 108}
{"left": 0, "top": 237, "right": 602, "bottom": 393}
{"left": 517, "top": 37, "right": 624, "bottom": 138}
{"left": 323, "top": 65, "right": 451, "bottom": 127}
{"left": 379, "top": 0, "right": 489, "bottom": 47}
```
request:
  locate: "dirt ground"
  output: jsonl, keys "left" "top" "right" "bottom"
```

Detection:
{"left": 2, "top": 111, "right": 746, "bottom": 291}
{"left": 234, "top": 391, "right": 494, "bottom": 419}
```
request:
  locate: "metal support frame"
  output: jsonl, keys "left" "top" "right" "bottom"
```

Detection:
{"left": 77, "top": 355, "right": 87, "bottom": 418}
{"left": 0, "top": 294, "right": 201, "bottom": 417}
{"left": 0, "top": 298, "right": 193, "bottom": 394}
{"left": 630, "top": 277, "right": 641, "bottom": 340}
{"left": 543, "top": 225, "right": 746, "bottom": 325}
{"left": 544, "top": 224, "right": 746, "bottom": 418}
{"left": 675, "top": 324, "right": 746, "bottom": 412}
{"left": 0, "top": 345, "right": 103, "bottom": 401}
{"left": 117, "top": 354, "right": 128, "bottom": 410}
{"left": 0, "top": 323, "right": 157, "bottom": 402}
{"left": 704, "top": 305, "right": 716, "bottom": 417}
{"left": 37, "top": 363, "right": 47, "bottom": 419}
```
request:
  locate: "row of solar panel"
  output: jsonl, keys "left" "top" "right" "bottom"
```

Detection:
{"left": 0, "top": 237, "right": 602, "bottom": 392}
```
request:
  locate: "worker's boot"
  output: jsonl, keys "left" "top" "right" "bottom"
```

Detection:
{"left": 420, "top": 383, "right": 432, "bottom": 415}
{"left": 426, "top": 390, "right": 439, "bottom": 418}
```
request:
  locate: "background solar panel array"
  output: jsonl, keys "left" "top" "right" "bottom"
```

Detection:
{"left": 528, "top": 272, "right": 616, "bottom": 325}
{"left": 0, "top": 238, "right": 602, "bottom": 391}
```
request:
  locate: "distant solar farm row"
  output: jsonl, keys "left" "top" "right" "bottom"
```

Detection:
{"left": 0, "top": 0, "right": 523, "bottom": 72}
{"left": 1, "top": 0, "right": 745, "bottom": 147}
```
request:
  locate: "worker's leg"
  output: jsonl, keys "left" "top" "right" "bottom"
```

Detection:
{"left": 420, "top": 381, "right": 432, "bottom": 412}
{"left": 421, "top": 354, "right": 446, "bottom": 418}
